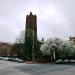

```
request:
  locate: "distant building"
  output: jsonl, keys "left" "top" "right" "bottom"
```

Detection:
{"left": 69, "top": 37, "right": 75, "bottom": 41}
{"left": 0, "top": 42, "right": 13, "bottom": 56}
{"left": 69, "top": 37, "right": 75, "bottom": 44}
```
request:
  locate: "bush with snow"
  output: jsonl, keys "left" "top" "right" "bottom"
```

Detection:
{"left": 40, "top": 38, "right": 75, "bottom": 61}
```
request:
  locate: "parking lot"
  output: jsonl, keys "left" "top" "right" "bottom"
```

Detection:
{"left": 0, "top": 60, "right": 75, "bottom": 75}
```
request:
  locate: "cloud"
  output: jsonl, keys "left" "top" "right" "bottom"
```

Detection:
{"left": 0, "top": 0, "right": 75, "bottom": 42}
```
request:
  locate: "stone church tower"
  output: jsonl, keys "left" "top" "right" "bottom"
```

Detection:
{"left": 26, "top": 12, "right": 37, "bottom": 40}
{"left": 24, "top": 12, "right": 37, "bottom": 60}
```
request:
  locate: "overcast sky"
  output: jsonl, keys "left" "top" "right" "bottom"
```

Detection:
{"left": 0, "top": 0, "right": 75, "bottom": 43}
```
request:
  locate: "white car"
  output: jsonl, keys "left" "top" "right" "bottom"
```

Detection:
{"left": 14, "top": 58, "right": 23, "bottom": 63}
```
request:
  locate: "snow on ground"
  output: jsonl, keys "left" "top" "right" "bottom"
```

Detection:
{"left": 0, "top": 60, "right": 25, "bottom": 69}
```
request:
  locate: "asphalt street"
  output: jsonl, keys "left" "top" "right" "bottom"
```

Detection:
{"left": 0, "top": 60, "right": 75, "bottom": 75}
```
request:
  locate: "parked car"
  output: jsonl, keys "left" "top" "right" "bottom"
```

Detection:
{"left": 0, "top": 57, "right": 24, "bottom": 63}
{"left": 14, "top": 58, "right": 23, "bottom": 63}
{"left": 0, "top": 57, "right": 4, "bottom": 60}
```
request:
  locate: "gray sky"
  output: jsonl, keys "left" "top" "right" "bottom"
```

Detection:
{"left": 0, "top": 0, "right": 75, "bottom": 43}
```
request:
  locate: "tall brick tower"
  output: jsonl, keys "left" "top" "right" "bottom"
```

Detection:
{"left": 24, "top": 12, "right": 37, "bottom": 60}
{"left": 26, "top": 12, "right": 37, "bottom": 40}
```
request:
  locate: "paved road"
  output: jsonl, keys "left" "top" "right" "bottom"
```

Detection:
{"left": 0, "top": 60, "right": 75, "bottom": 75}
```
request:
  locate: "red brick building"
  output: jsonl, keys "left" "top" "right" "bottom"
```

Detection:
{"left": 0, "top": 42, "right": 13, "bottom": 56}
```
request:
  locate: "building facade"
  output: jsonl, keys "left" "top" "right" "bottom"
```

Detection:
{"left": 69, "top": 37, "right": 75, "bottom": 44}
{"left": 0, "top": 42, "right": 13, "bottom": 56}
